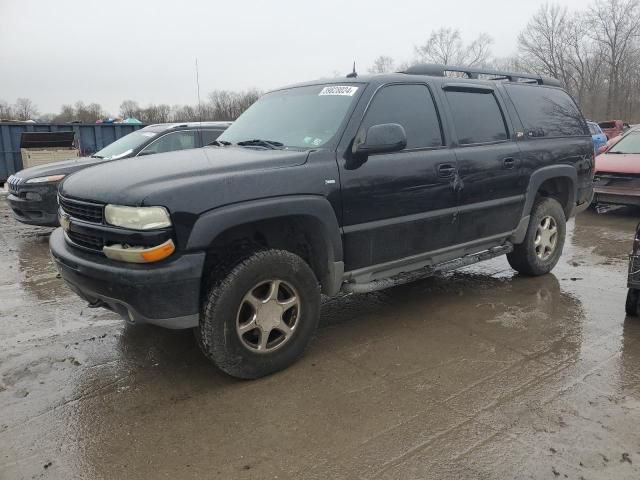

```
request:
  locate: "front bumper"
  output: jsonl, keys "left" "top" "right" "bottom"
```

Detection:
{"left": 7, "top": 182, "right": 60, "bottom": 226}
{"left": 50, "top": 228, "right": 205, "bottom": 329}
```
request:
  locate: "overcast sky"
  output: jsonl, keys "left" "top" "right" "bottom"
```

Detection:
{"left": 1, "top": 0, "right": 587, "bottom": 115}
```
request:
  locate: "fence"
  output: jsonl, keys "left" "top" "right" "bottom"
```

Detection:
{"left": 0, "top": 122, "right": 145, "bottom": 183}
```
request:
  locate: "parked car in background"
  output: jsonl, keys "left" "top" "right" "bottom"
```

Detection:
{"left": 593, "top": 129, "right": 640, "bottom": 207}
{"left": 598, "top": 120, "right": 626, "bottom": 139}
{"left": 587, "top": 121, "right": 607, "bottom": 153}
{"left": 50, "top": 64, "right": 593, "bottom": 378}
{"left": 6, "top": 122, "right": 231, "bottom": 226}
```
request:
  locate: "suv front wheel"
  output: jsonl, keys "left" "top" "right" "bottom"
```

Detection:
{"left": 196, "top": 249, "right": 321, "bottom": 379}
{"left": 507, "top": 197, "right": 566, "bottom": 276}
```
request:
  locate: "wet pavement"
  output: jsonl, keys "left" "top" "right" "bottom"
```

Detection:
{"left": 1, "top": 193, "right": 640, "bottom": 480}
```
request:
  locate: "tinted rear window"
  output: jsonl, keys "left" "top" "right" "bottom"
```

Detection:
{"left": 445, "top": 90, "right": 508, "bottom": 145}
{"left": 599, "top": 122, "right": 615, "bottom": 129}
{"left": 506, "top": 85, "right": 587, "bottom": 138}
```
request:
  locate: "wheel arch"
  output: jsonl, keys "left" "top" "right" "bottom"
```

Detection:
{"left": 510, "top": 165, "right": 577, "bottom": 244}
{"left": 187, "top": 195, "right": 344, "bottom": 296}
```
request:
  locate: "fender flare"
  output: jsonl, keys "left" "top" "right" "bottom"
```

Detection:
{"left": 187, "top": 195, "right": 344, "bottom": 295}
{"left": 524, "top": 165, "right": 577, "bottom": 218}
{"left": 511, "top": 165, "right": 578, "bottom": 244}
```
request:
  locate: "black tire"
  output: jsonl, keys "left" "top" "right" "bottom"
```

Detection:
{"left": 196, "top": 249, "right": 320, "bottom": 379}
{"left": 625, "top": 288, "right": 639, "bottom": 316}
{"left": 507, "top": 197, "right": 566, "bottom": 276}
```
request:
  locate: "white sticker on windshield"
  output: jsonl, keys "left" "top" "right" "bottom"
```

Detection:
{"left": 141, "top": 132, "right": 156, "bottom": 137}
{"left": 319, "top": 86, "right": 359, "bottom": 96}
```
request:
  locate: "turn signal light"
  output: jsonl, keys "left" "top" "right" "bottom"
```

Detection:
{"left": 103, "top": 239, "right": 175, "bottom": 263}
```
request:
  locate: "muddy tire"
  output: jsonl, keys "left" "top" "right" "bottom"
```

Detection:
{"left": 196, "top": 249, "right": 320, "bottom": 379}
{"left": 507, "top": 197, "right": 566, "bottom": 276}
{"left": 625, "top": 288, "right": 639, "bottom": 316}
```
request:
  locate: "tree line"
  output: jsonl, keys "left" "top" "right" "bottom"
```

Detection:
{"left": 0, "top": 90, "right": 262, "bottom": 124}
{"left": 368, "top": 0, "right": 640, "bottom": 122}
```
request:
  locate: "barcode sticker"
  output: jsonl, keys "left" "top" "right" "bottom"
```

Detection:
{"left": 319, "top": 86, "right": 359, "bottom": 96}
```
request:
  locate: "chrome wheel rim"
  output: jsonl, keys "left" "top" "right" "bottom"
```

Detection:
{"left": 534, "top": 215, "right": 558, "bottom": 260}
{"left": 236, "top": 279, "right": 300, "bottom": 353}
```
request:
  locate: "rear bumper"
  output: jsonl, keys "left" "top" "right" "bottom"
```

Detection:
{"left": 50, "top": 228, "right": 205, "bottom": 329}
{"left": 7, "top": 183, "right": 59, "bottom": 226}
{"left": 593, "top": 186, "right": 640, "bottom": 207}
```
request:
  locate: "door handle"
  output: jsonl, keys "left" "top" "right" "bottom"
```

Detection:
{"left": 502, "top": 157, "right": 516, "bottom": 169}
{"left": 437, "top": 163, "right": 456, "bottom": 178}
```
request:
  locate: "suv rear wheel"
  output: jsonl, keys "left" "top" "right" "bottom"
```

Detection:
{"left": 507, "top": 197, "right": 566, "bottom": 276}
{"left": 196, "top": 249, "right": 321, "bottom": 379}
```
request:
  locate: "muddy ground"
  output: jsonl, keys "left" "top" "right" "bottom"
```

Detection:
{"left": 1, "top": 193, "right": 639, "bottom": 480}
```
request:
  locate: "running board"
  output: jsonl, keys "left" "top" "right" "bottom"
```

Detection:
{"left": 341, "top": 243, "right": 513, "bottom": 294}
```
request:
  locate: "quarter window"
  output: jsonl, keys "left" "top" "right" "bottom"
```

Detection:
{"left": 445, "top": 90, "right": 508, "bottom": 145}
{"left": 360, "top": 84, "right": 443, "bottom": 150}
{"left": 505, "top": 84, "right": 587, "bottom": 137}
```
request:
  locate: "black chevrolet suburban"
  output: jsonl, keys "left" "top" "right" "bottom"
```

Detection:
{"left": 50, "top": 64, "right": 594, "bottom": 378}
{"left": 7, "top": 121, "right": 230, "bottom": 226}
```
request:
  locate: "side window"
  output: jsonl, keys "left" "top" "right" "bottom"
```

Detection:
{"left": 199, "top": 129, "right": 223, "bottom": 146}
{"left": 505, "top": 85, "right": 587, "bottom": 137}
{"left": 588, "top": 123, "right": 597, "bottom": 135}
{"left": 141, "top": 131, "right": 198, "bottom": 155}
{"left": 445, "top": 90, "right": 508, "bottom": 145}
{"left": 360, "top": 84, "right": 443, "bottom": 149}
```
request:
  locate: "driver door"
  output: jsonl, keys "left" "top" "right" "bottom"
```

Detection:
{"left": 338, "top": 83, "right": 459, "bottom": 272}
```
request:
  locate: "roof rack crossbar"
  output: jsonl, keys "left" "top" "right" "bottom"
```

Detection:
{"left": 401, "top": 64, "right": 562, "bottom": 87}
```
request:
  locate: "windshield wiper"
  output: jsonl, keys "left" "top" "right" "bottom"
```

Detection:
{"left": 208, "top": 140, "right": 232, "bottom": 146}
{"left": 236, "top": 139, "right": 284, "bottom": 149}
{"left": 91, "top": 154, "right": 104, "bottom": 159}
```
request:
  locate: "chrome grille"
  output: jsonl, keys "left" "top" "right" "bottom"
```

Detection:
{"left": 7, "top": 175, "right": 22, "bottom": 194}
{"left": 58, "top": 196, "right": 104, "bottom": 223}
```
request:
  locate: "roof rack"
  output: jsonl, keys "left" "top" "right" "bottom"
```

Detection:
{"left": 402, "top": 64, "right": 562, "bottom": 87}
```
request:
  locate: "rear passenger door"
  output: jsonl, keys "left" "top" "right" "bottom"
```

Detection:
{"left": 339, "top": 83, "right": 459, "bottom": 271}
{"left": 443, "top": 85, "right": 525, "bottom": 244}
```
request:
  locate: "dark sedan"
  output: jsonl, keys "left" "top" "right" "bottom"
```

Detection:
{"left": 6, "top": 122, "right": 230, "bottom": 226}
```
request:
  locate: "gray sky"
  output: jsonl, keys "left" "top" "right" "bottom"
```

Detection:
{"left": 1, "top": 0, "right": 586, "bottom": 115}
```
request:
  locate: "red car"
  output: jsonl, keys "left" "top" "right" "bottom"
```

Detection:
{"left": 593, "top": 129, "right": 640, "bottom": 207}
{"left": 598, "top": 120, "right": 626, "bottom": 140}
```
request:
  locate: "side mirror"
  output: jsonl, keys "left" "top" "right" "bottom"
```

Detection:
{"left": 352, "top": 123, "right": 407, "bottom": 157}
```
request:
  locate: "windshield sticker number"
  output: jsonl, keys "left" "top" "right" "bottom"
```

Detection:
{"left": 319, "top": 86, "right": 359, "bottom": 96}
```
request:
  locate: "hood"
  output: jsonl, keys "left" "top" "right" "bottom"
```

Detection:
{"left": 14, "top": 156, "right": 107, "bottom": 180}
{"left": 60, "top": 146, "right": 309, "bottom": 206}
{"left": 595, "top": 152, "right": 640, "bottom": 175}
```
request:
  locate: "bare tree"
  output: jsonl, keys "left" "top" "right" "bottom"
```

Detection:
{"left": 119, "top": 100, "right": 142, "bottom": 119}
{"left": 13, "top": 98, "right": 39, "bottom": 120}
{"left": 0, "top": 100, "right": 13, "bottom": 120}
{"left": 368, "top": 55, "right": 396, "bottom": 74}
{"left": 588, "top": 0, "right": 640, "bottom": 117}
{"left": 415, "top": 28, "right": 493, "bottom": 66}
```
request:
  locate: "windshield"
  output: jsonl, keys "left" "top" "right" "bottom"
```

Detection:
{"left": 599, "top": 121, "right": 616, "bottom": 129}
{"left": 609, "top": 132, "right": 640, "bottom": 154}
{"left": 93, "top": 130, "right": 158, "bottom": 159}
{"left": 218, "top": 84, "right": 360, "bottom": 149}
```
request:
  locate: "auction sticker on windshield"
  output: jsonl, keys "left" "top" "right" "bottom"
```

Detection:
{"left": 319, "top": 86, "right": 359, "bottom": 96}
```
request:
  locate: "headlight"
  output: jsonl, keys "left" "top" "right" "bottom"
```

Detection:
{"left": 104, "top": 205, "right": 172, "bottom": 230}
{"left": 26, "top": 174, "right": 66, "bottom": 184}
